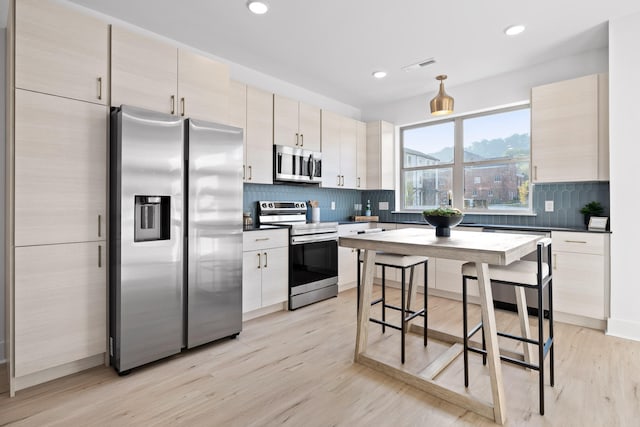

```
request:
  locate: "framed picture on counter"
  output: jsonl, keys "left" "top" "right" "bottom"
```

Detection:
{"left": 588, "top": 216, "right": 608, "bottom": 231}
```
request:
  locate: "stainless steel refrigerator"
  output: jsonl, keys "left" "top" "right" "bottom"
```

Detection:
{"left": 110, "top": 105, "right": 243, "bottom": 374}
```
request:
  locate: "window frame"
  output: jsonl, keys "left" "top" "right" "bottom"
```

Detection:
{"left": 399, "top": 104, "right": 532, "bottom": 214}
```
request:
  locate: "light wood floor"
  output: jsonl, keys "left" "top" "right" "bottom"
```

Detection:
{"left": 1, "top": 287, "right": 639, "bottom": 426}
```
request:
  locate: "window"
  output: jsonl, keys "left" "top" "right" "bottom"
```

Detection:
{"left": 400, "top": 105, "right": 531, "bottom": 213}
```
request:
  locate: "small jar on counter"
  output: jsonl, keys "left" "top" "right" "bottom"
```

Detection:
{"left": 243, "top": 211, "right": 253, "bottom": 228}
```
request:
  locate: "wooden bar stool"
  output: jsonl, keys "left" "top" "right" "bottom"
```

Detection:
{"left": 357, "top": 249, "right": 428, "bottom": 364}
{"left": 461, "top": 237, "right": 554, "bottom": 415}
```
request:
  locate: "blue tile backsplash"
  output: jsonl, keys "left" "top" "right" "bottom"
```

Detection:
{"left": 245, "top": 182, "right": 610, "bottom": 229}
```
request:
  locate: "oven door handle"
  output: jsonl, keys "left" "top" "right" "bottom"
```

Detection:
{"left": 291, "top": 233, "right": 338, "bottom": 245}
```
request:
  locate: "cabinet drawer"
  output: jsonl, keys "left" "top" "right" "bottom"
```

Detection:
{"left": 243, "top": 228, "right": 288, "bottom": 251}
{"left": 338, "top": 223, "right": 370, "bottom": 236}
{"left": 552, "top": 232, "right": 606, "bottom": 255}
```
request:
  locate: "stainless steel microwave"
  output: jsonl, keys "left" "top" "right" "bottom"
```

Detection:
{"left": 274, "top": 145, "right": 322, "bottom": 184}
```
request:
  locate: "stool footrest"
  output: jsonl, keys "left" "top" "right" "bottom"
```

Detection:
{"left": 369, "top": 317, "right": 403, "bottom": 332}
{"left": 404, "top": 309, "right": 425, "bottom": 322}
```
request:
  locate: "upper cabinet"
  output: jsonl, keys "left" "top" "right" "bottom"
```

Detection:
{"left": 366, "top": 121, "right": 395, "bottom": 190}
{"left": 111, "top": 25, "right": 229, "bottom": 123}
{"left": 321, "top": 110, "right": 358, "bottom": 189}
{"left": 229, "top": 81, "right": 273, "bottom": 184}
{"left": 273, "top": 94, "right": 321, "bottom": 151}
{"left": 356, "top": 121, "right": 367, "bottom": 189}
{"left": 15, "top": 0, "right": 109, "bottom": 105}
{"left": 531, "top": 73, "right": 609, "bottom": 183}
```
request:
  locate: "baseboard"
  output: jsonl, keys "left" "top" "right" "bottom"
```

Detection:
{"left": 242, "top": 302, "right": 286, "bottom": 322}
{"left": 554, "top": 311, "right": 606, "bottom": 331}
{"left": 338, "top": 281, "right": 357, "bottom": 293}
{"left": 13, "top": 353, "right": 105, "bottom": 394}
{"left": 607, "top": 317, "right": 640, "bottom": 342}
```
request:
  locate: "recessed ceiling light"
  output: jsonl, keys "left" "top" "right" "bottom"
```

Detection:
{"left": 247, "top": 1, "right": 269, "bottom": 15}
{"left": 504, "top": 24, "right": 525, "bottom": 36}
{"left": 372, "top": 71, "right": 387, "bottom": 79}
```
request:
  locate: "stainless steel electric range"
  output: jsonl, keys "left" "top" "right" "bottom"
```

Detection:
{"left": 258, "top": 201, "right": 338, "bottom": 310}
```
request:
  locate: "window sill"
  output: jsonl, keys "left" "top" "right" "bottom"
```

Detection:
{"left": 392, "top": 210, "right": 537, "bottom": 217}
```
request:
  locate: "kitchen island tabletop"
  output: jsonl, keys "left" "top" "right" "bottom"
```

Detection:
{"left": 339, "top": 227, "right": 542, "bottom": 425}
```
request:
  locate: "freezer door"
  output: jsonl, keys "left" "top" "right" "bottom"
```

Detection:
{"left": 111, "top": 106, "right": 184, "bottom": 372}
{"left": 186, "top": 119, "right": 243, "bottom": 348}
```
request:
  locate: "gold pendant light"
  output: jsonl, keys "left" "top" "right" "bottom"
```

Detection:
{"left": 429, "top": 75, "right": 454, "bottom": 116}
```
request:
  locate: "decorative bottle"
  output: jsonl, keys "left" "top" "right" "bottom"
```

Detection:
{"left": 365, "top": 200, "right": 371, "bottom": 217}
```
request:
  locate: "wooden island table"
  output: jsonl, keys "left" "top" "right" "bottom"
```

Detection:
{"left": 339, "top": 227, "right": 542, "bottom": 424}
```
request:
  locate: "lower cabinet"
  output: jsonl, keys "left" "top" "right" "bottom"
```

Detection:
{"left": 242, "top": 229, "right": 289, "bottom": 313}
{"left": 14, "top": 242, "right": 106, "bottom": 377}
{"left": 551, "top": 231, "right": 609, "bottom": 324}
{"left": 432, "top": 227, "right": 483, "bottom": 296}
{"left": 338, "top": 223, "right": 371, "bottom": 290}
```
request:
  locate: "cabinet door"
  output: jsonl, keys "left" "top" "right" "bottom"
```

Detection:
{"left": 531, "top": 74, "right": 599, "bottom": 183}
{"left": 340, "top": 117, "right": 358, "bottom": 189}
{"left": 228, "top": 80, "right": 247, "bottom": 130}
{"left": 15, "top": 0, "right": 109, "bottom": 105}
{"left": 273, "top": 94, "right": 301, "bottom": 148}
{"left": 553, "top": 251, "right": 605, "bottom": 319}
{"left": 261, "top": 247, "right": 289, "bottom": 307}
{"left": 356, "top": 121, "right": 367, "bottom": 189}
{"left": 242, "top": 251, "right": 262, "bottom": 313}
{"left": 321, "top": 110, "right": 342, "bottom": 188}
{"left": 245, "top": 86, "right": 274, "bottom": 184}
{"left": 111, "top": 25, "right": 177, "bottom": 114}
{"left": 395, "top": 224, "right": 436, "bottom": 289}
{"left": 178, "top": 49, "right": 230, "bottom": 123}
{"left": 298, "top": 101, "right": 321, "bottom": 151}
{"left": 14, "top": 90, "right": 107, "bottom": 247}
{"left": 14, "top": 242, "right": 106, "bottom": 377}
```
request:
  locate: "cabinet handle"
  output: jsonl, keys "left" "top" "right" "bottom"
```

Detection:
{"left": 257, "top": 253, "right": 261, "bottom": 269}
{"left": 97, "top": 77, "right": 102, "bottom": 100}
{"left": 98, "top": 245, "right": 102, "bottom": 268}
{"left": 564, "top": 240, "right": 587, "bottom": 244}
{"left": 255, "top": 237, "right": 270, "bottom": 242}
{"left": 170, "top": 95, "right": 175, "bottom": 114}
{"left": 295, "top": 133, "right": 299, "bottom": 146}
{"left": 248, "top": 165, "right": 253, "bottom": 180}
{"left": 534, "top": 165, "right": 538, "bottom": 180}
{"left": 337, "top": 175, "right": 341, "bottom": 186}
{"left": 300, "top": 134, "right": 304, "bottom": 147}
{"left": 357, "top": 177, "right": 360, "bottom": 188}
{"left": 341, "top": 175, "right": 345, "bottom": 186}
{"left": 264, "top": 252, "right": 268, "bottom": 268}
{"left": 243, "top": 165, "right": 246, "bottom": 180}
{"left": 180, "top": 97, "right": 186, "bottom": 117}
{"left": 553, "top": 253, "right": 557, "bottom": 269}
{"left": 98, "top": 214, "right": 102, "bottom": 238}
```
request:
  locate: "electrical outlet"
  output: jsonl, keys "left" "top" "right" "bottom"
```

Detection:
{"left": 379, "top": 201, "right": 389, "bottom": 211}
{"left": 545, "top": 200, "right": 554, "bottom": 212}
{"left": 331, "top": 201, "right": 336, "bottom": 210}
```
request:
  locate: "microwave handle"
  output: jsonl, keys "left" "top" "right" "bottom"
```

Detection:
{"left": 308, "top": 154, "right": 315, "bottom": 180}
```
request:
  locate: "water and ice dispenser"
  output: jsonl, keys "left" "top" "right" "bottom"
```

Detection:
{"left": 134, "top": 195, "right": 170, "bottom": 242}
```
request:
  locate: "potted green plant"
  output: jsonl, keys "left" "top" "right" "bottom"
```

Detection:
{"left": 422, "top": 207, "right": 464, "bottom": 237}
{"left": 579, "top": 201, "right": 604, "bottom": 227}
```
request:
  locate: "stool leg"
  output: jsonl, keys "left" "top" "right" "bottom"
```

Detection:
{"left": 538, "top": 278, "right": 545, "bottom": 415}
{"left": 424, "top": 261, "right": 428, "bottom": 347}
{"left": 381, "top": 266, "right": 386, "bottom": 333}
{"left": 463, "top": 276, "right": 469, "bottom": 388}
{"left": 401, "top": 267, "right": 406, "bottom": 364}
{"left": 356, "top": 251, "right": 361, "bottom": 313}
{"left": 482, "top": 323, "right": 487, "bottom": 366}
{"left": 549, "top": 278, "right": 555, "bottom": 387}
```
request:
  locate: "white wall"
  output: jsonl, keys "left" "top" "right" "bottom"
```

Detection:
{"left": 362, "top": 48, "right": 608, "bottom": 125}
{"left": 607, "top": 12, "right": 640, "bottom": 341}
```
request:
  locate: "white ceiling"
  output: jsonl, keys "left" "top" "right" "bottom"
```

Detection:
{"left": 35, "top": 1, "right": 640, "bottom": 110}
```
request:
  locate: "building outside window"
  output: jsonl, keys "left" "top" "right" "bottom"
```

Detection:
{"left": 400, "top": 105, "right": 531, "bottom": 213}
